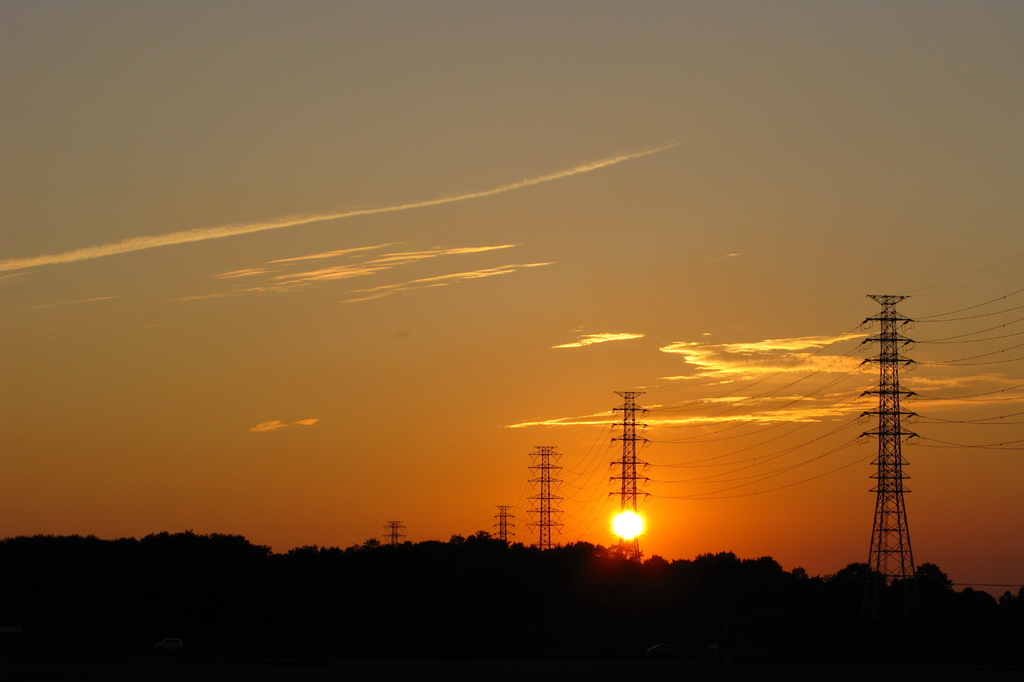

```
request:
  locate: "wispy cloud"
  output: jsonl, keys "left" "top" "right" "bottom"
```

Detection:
{"left": 699, "top": 252, "right": 742, "bottom": 265}
{"left": 175, "top": 244, "right": 527, "bottom": 302}
{"left": 505, "top": 392, "right": 866, "bottom": 429}
{"left": 250, "top": 421, "right": 287, "bottom": 432}
{"left": 27, "top": 295, "right": 125, "bottom": 310}
{"left": 505, "top": 411, "right": 611, "bottom": 429}
{"left": 268, "top": 244, "right": 395, "bottom": 264}
{"left": 343, "top": 262, "right": 552, "bottom": 303}
{"left": 272, "top": 245, "right": 516, "bottom": 288}
{"left": 660, "top": 333, "right": 865, "bottom": 378}
{"left": 249, "top": 418, "right": 319, "bottom": 433}
{"left": 0, "top": 142, "right": 682, "bottom": 273}
{"left": 214, "top": 268, "right": 276, "bottom": 279}
{"left": 552, "top": 332, "right": 645, "bottom": 349}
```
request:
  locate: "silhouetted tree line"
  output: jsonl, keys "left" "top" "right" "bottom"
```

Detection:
{"left": 1, "top": 531, "right": 1021, "bottom": 660}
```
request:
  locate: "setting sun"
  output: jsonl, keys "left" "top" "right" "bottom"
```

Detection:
{"left": 612, "top": 511, "right": 644, "bottom": 540}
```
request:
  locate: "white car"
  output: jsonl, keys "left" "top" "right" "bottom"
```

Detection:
{"left": 155, "top": 638, "right": 184, "bottom": 651}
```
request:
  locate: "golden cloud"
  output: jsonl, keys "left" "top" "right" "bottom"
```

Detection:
{"left": 552, "top": 332, "right": 645, "bottom": 349}
{"left": 660, "top": 333, "right": 865, "bottom": 378}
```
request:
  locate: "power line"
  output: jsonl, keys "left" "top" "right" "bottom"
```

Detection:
{"left": 915, "top": 409, "right": 1024, "bottom": 424}
{"left": 926, "top": 340, "right": 1024, "bottom": 365}
{"left": 916, "top": 284, "right": 1024, "bottom": 320}
{"left": 654, "top": 409, "right": 861, "bottom": 469}
{"left": 904, "top": 261, "right": 1024, "bottom": 298}
{"left": 651, "top": 439, "right": 862, "bottom": 499}
{"left": 916, "top": 315, "right": 1024, "bottom": 342}
{"left": 915, "top": 302, "right": 1024, "bottom": 323}
{"left": 901, "top": 250, "right": 1024, "bottom": 295}
{"left": 916, "top": 436, "right": 1024, "bottom": 450}
{"left": 914, "top": 381, "right": 1024, "bottom": 401}
{"left": 650, "top": 419, "right": 859, "bottom": 482}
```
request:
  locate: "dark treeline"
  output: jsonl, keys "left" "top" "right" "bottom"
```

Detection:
{"left": 1, "top": 531, "right": 1021, "bottom": 660}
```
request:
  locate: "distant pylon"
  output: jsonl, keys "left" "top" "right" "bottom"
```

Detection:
{"left": 494, "top": 505, "right": 515, "bottom": 543}
{"left": 860, "top": 294, "right": 918, "bottom": 619}
{"left": 527, "top": 446, "right": 563, "bottom": 550}
{"left": 384, "top": 520, "right": 406, "bottom": 546}
{"left": 611, "top": 391, "right": 649, "bottom": 560}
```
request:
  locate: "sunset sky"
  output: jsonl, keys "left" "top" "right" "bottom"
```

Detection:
{"left": 2, "top": 1, "right": 1022, "bottom": 591}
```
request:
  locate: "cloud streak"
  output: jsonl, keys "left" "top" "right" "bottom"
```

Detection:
{"left": 175, "top": 244, "right": 524, "bottom": 301}
{"left": 272, "top": 245, "right": 516, "bottom": 288}
{"left": 249, "top": 419, "right": 319, "bottom": 433}
{"left": 0, "top": 142, "right": 681, "bottom": 273}
{"left": 343, "top": 262, "right": 551, "bottom": 303}
{"left": 27, "top": 295, "right": 125, "bottom": 310}
{"left": 553, "top": 332, "right": 645, "bottom": 348}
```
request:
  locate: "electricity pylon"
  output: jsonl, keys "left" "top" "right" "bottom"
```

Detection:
{"left": 611, "top": 391, "right": 649, "bottom": 560}
{"left": 384, "top": 521, "right": 406, "bottom": 546}
{"left": 527, "top": 446, "right": 563, "bottom": 550}
{"left": 860, "top": 294, "right": 918, "bottom": 619}
{"left": 494, "top": 505, "right": 515, "bottom": 543}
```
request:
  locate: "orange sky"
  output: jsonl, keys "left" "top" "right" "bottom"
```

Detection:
{"left": 1, "top": 1, "right": 1022, "bottom": 591}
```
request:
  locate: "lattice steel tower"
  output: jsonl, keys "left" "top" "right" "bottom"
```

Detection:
{"left": 384, "top": 520, "right": 406, "bottom": 546}
{"left": 611, "top": 391, "right": 649, "bottom": 560}
{"left": 527, "top": 446, "right": 563, "bottom": 550}
{"left": 860, "top": 294, "right": 918, "bottom": 619}
{"left": 494, "top": 505, "right": 515, "bottom": 543}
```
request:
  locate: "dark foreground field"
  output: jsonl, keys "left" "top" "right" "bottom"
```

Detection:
{"left": 2, "top": 657, "right": 1024, "bottom": 682}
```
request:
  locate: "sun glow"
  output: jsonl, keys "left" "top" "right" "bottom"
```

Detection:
{"left": 612, "top": 511, "right": 644, "bottom": 540}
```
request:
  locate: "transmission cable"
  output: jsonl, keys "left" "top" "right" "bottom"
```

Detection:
{"left": 651, "top": 439, "right": 862, "bottom": 499}
{"left": 924, "top": 340, "right": 1024, "bottom": 365}
{"left": 919, "top": 328, "right": 1024, "bottom": 345}
{"left": 913, "top": 381, "right": 1024, "bottom": 401}
{"left": 916, "top": 436, "right": 1024, "bottom": 450}
{"left": 916, "top": 303, "right": 1024, "bottom": 324}
{"left": 916, "top": 284, "right": 1024, "bottom": 320}
{"left": 916, "top": 315, "right": 1024, "bottom": 342}
{"left": 655, "top": 450, "right": 873, "bottom": 501}
{"left": 650, "top": 419, "right": 858, "bottom": 478}
{"left": 915, "top": 409, "right": 1024, "bottom": 424}
{"left": 901, "top": 250, "right": 1024, "bottom": 295}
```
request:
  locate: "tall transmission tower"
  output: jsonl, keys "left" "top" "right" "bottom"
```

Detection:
{"left": 860, "top": 294, "right": 918, "bottom": 619}
{"left": 611, "top": 391, "right": 649, "bottom": 560}
{"left": 383, "top": 521, "right": 406, "bottom": 546}
{"left": 527, "top": 446, "right": 563, "bottom": 550}
{"left": 494, "top": 505, "right": 515, "bottom": 543}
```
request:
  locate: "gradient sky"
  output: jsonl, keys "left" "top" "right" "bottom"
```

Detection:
{"left": 2, "top": 1, "right": 1022, "bottom": 590}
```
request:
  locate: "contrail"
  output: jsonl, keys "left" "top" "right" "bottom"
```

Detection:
{"left": 0, "top": 142, "right": 681, "bottom": 273}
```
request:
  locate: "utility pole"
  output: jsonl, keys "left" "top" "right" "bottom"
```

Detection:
{"left": 527, "top": 446, "right": 563, "bottom": 550}
{"left": 611, "top": 391, "right": 649, "bottom": 560}
{"left": 860, "top": 295, "right": 918, "bottom": 620}
{"left": 494, "top": 505, "right": 515, "bottom": 543}
{"left": 383, "top": 521, "right": 406, "bottom": 546}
